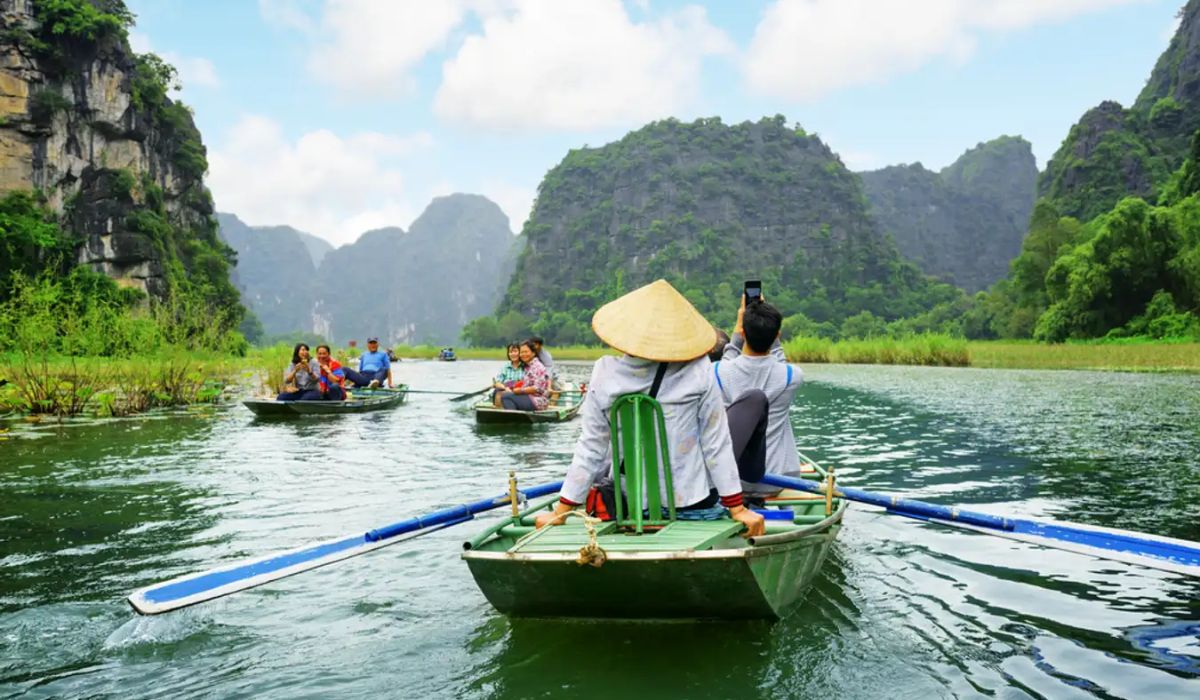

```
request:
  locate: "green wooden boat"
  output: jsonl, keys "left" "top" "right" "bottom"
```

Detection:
{"left": 473, "top": 386, "right": 584, "bottom": 425}
{"left": 462, "top": 393, "right": 844, "bottom": 620}
{"left": 243, "top": 385, "right": 408, "bottom": 417}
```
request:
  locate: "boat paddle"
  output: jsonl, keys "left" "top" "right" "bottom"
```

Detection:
{"left": 450, "top": 387, "right": 492, "bottom": 402}
{"left": 127, "top": 480, "right": 563, "bottom": 615}
{"left": 760, "top": 473, "right": 1200, "bottom": 578}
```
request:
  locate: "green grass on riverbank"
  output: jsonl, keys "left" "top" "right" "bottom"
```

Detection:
{"left": 966, "top": 340, "right": 1200, "bottom": 372}
{"left": 409, "top": 337, "right": 1199, "bottom": 372}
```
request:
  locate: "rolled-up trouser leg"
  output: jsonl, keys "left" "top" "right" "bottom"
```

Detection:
{"left": 343, "top": 368, "right": 371, "bottom": 387}
{"left": 726, "top": 389, "right": 768, "bottom": 483}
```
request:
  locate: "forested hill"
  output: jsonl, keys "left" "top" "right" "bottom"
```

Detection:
{"left": 860, "top": 136, "right": 1037, "bottom": 292}
{"left": 966, "top": 0, "right": 1200, "bottom": 342}
{"left": 0, "top": 0, "right": 242, "bottom": 342}
{"left": 487, "top": 116, "right": 960, "bottom": 344}
{"left": 1039, "top": 1, "right": 1200, "bottom": 221}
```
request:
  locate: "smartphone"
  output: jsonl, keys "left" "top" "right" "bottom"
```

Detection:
{"left": 744, "top": 280, "right": 762, "bottom": 302}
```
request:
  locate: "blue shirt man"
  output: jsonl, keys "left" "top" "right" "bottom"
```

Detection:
{"left": 345, "top": 337, "right": 393, "bottom": 388}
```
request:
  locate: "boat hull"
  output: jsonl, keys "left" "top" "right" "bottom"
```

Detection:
{"left": 462, "top": 513, "right": 841, "bottom": 619}
{"left": 473, "top": 402, "right": 582, "bottom": 424}
{"left": 243, "top": 386, "right": 407, "bottom": 417}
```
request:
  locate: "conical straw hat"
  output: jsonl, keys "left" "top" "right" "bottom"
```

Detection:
{"left": 592, "top": 279, "right": 716, "bottom": 362}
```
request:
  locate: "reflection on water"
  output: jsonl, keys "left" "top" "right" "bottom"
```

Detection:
{"left": 1, "top": 361, "right": 1198, "bottom": 697}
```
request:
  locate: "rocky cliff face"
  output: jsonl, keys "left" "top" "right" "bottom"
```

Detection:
{"left": 222, "top": 194, "right": 515, "bottom": 344}
{"left": 1039, "top": 0, "right": 1200, "bottom": 221}
{"left": 217, "top": 213, "right": 320, "bottom": 337}
{"left": 0, "top": 0, "right": 228, "bottom": 302}
{"left": 860, "top": 136, "right": 1037, "bottom": 292}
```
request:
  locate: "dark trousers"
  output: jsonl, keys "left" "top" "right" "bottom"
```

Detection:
{"left": 726, "top": 389, "right": 768, "bottom": 483}
{"left": 277, "top": 389, "right": 321, "bottom": 401}
{"left": 323, "top": 386, "right": 346, "bottom": 401}
{"left": 501, "top": 393, "right": 536, "bottom": 411}
{"left": 344, "top": 368, "right": 387, "bottom": 387}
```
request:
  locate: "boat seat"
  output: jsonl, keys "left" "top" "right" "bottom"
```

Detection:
{"left": 609, "top": 393, "right": 676, "bottom": 533}
{"left": 510, "top": 519, "right": 744, "bottom": 554}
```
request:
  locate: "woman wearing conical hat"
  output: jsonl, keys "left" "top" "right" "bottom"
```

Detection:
{"left": 535, "top": 280, "right": 766, "bottom": 537}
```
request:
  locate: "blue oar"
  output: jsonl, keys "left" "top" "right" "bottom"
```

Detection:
{"left": 128, "top": 480, "right": 563, "bottom": 615}
{"left": 761, "top": 474, "right": 1200, "bottom": 578}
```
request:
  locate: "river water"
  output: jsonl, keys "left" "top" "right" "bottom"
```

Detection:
{"left": 1, "top": 362, "right": 1198, "bottom": 698}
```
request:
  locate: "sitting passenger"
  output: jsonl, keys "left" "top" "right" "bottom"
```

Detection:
{"left": 535, "top": 279, "right": 765, "bottom": 537}
{"left": 715, "top": 295, "right": 802, "bottom": 501}
{"left": 277, "top": 343, "right": 321, "bottom": 401}
{"left": 315, "top": 344, "right": 347, "bottom": 400}
{"left": 528, "top": 335, "right": 554, "bottom": 376}
{"left": 492, "top": 342, "right": 525, "bottom": 407}
{"left": 497, "top": 341, "right": 549, "bottom": 411}
{"left": 343, "top": 337, "right": 392, "bottom": 388}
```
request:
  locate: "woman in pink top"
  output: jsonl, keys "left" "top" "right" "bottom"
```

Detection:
{"left": 499, "top": 341, "right": 550, "bottom": 411}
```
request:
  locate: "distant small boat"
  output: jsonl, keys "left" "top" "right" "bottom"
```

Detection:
{"left": 473, "top": 385, "right": 584, "bottom": 424}
{"left": 243, "top": 386, "right": 408, "bottom": 417}
{"left": 438, "top": 348, "right": 457, "bottom": 362}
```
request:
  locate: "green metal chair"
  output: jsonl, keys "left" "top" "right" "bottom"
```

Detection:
{"left": 609, "top": 393, "right": 676, "bottom": 533}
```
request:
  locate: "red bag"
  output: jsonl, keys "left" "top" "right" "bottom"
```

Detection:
{"left": 586, "top": 486, "right": 614, "bottom": 521}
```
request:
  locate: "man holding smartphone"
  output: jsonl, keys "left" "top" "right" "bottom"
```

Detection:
{"left": 713, "top": 282, "right": 803, "bottom": 501}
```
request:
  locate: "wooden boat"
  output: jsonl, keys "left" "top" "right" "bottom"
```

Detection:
{"left": 462, "top": 392, "right": 844, "bottom": 619}
{"left": 243, "top": 385, "right": 408, "bottom": 417}
{"left": 473, "top": 385, "right": 584, "bottom": 424}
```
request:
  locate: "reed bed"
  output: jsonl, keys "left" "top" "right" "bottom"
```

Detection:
{"left": 0, "top": 353, "right": 239, "bottom": 417}
{"left": 783, "top": 334, "right": 970, "bottom": 367}
{"left": 966, "top": 340, "right": 1200, "bottom": 371}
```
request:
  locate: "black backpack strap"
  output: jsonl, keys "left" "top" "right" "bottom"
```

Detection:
{"left": 649, "top": 362, "right": 669, "bottom": 399}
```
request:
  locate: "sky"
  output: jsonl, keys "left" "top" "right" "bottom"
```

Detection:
{"left": 125, "top": 0, "right": 1186, "bottom": 247}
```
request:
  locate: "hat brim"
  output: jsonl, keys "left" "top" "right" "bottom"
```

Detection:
{"left": 591, "top": 279, "right": 716, "bottom": 362}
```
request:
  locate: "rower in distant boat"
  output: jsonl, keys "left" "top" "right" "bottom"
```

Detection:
{"left": 343, "top": 336, "right": 393, "bottom": 388}
{"left": 534, "top": 279, "right": 765, "bottom": 538}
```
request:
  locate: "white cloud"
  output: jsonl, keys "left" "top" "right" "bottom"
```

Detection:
{"left": 1164, "top": 14, "right": 1183, "bottom": 43}
{"left": 257, "top": 0, "right": 316, "bottom": 33}
{"left": 126, "top": 32, "right": 220, "bottom": 91}
{"left": 207, "top": 115, "right": 434, "bottom": 246}
{"left": 479, "top": 180, "right": 534, "bottom": 233}
{"left": 434, "top": 0, "right": 732, "bottom": 130}
{"left": 744, "top": 0, "right": 1144, "bottom": 101}
{"left": 305, "top": 0, "right": 470, "bottom": 98}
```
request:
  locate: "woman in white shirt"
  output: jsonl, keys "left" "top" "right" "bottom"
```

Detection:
{"left": 535, "top": 280, "right": 765, "bottom": 537}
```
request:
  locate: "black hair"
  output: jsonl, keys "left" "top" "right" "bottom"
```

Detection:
{"left": 707, "top": 327, "right": 730, "bottom": 362}
{"left": 291, "top": 343, "right": 309, "bottom": 364}
{"left": 316, "top": 344, "right": 331, "bottom": 354}
{"left": 743, "top": 300, "right": 783, "bottom": 353}
{"left": 506, "top": 342, "right": 521, "bottom": 354}
{"left": 528, "top": 336, "right": 544, "bottom": 346}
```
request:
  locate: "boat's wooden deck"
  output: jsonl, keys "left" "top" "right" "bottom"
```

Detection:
{"left": 509, "top": 520, "right": 745, "bottom": 554}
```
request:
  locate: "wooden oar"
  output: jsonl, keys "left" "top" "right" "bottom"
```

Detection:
{"left": 760, "top": 474, "right": 1200, "bottom": 577}
{"left": 127, "top": 480, "right": 563, "bottom": 615}
{"left": 450, "top": 387, "right": 492, "bottom": 402}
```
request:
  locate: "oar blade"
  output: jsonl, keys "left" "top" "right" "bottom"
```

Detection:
{"left": 450, "top": 387, "right": 491, "bottom": 402}
{"left": 127, "top": 481, "right": 564, "bottom": 615}
{"left": 128, "top": 516, "right": 470, "bottom": 615}
{"left": 760, "top": 473, "right": 1200, "bottom": 578}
